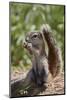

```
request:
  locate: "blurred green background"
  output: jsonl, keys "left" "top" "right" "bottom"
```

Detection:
{"left": 10, "top": 2, "right": 65, "bottom": 69}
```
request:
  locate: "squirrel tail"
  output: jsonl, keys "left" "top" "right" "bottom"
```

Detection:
{"left": 40, "top": 24, "right": 63, "bottom": 77}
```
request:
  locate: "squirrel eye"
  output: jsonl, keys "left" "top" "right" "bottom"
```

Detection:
{"left": 33, "top": 35, "right": 37, "bottom": 38}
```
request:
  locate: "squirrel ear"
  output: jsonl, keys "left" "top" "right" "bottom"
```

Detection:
{"left": 38, "top": 32, "right": 42, "bottom": 38}
{"left": 39, "top": 30, "right": 46, "bottom": 45}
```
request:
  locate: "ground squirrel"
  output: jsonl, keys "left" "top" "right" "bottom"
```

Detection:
{"left": 24, "top": 24, "right": 62, "bottom": 86}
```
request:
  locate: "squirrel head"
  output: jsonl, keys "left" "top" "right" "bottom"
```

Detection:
{"left": 23, "top": 31, "right": 45, "bottom": 55}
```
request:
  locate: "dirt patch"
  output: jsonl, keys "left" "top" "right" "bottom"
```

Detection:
{"left": 39, "top": 73, "right": 64, "bottom": 95}
{"left": 11, "top": 67, "right": 65, "bottom": 96}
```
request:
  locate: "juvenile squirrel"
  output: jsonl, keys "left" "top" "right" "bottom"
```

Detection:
{"left": 24, "top": 24, "right": 63, "bottom": 86}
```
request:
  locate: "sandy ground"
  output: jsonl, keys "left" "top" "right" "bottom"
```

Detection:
{"left": 11, "top": 67, "right": 65, "bottom": 96}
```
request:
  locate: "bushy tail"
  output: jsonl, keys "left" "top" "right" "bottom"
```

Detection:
{"left": 41, "top": 24, "right": 63, "bottom": 77}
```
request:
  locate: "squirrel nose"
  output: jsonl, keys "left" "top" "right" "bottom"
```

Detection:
{"left": 23, "top": 41, "right": 27, "bottom": 48}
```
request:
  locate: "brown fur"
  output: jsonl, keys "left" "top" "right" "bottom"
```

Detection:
{"left": 41, "top": 24, "right": 63, "bottom": 77}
